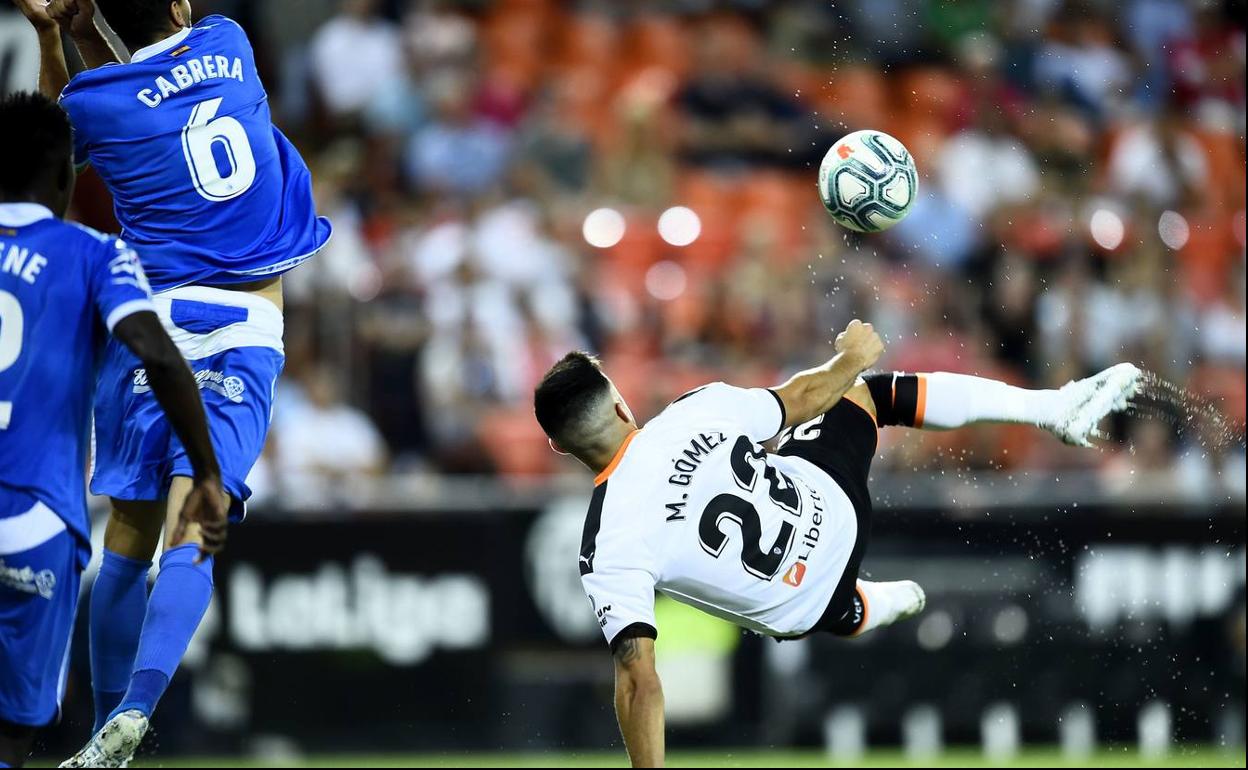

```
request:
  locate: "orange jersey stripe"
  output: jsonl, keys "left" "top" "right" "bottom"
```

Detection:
{"left": 594, "top": 429, "right": 639, "bottom": 486}
{"left": 851, "top": 582, "right": 871, "bottom": 637}
{"left": 915, "top": 374, "right": 928, "bottom": 429}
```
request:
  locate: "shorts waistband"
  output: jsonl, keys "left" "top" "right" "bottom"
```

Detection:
{"left": 0, "top": 500, "right": 66, "bottom": 555}
{"left": 153, "top": 285, "right": 284, "bottom": 359}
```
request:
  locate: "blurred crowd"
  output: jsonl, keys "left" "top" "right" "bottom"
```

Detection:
{"left": 3, "top": 0, "right": 1245, "bottom": 503}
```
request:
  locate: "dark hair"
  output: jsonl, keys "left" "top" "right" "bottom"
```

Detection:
{"left": 534, "top": 351, "right": 612, "bottom": 450}
{"left": 99, "top": 0, "right": 178, "bottom": 51}
{"left": 0, "top": 92, "right": 72, "bottom": 199}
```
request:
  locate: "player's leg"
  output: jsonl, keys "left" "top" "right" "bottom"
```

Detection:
{"left": 106, "top": 479, "right": 229, "bottom": 720}
{"left": 88, "top": 502, "right": 162, "bottom": 732}
{"left": 63, "top": 481, "right": 231, "bottom": 770}
{"left": 70, "top": 296, "right": 282, "bottom": 768}
{"left": 0, "top": 501, "right": 82, "bottom": 769}
{"left": 826, "top": 384, "right": 928, "bottom": 636}
{"left": 863, "top": 364, "right": 1142, "bottom": 446}
{"left": 85, "top": 334, "right": 172, "bottom": 733}
{"left": 778, "top": 383, "right": 928, "bottom": 638}
{"left": 69, "top": 337, "right": 281, "bottom": 767}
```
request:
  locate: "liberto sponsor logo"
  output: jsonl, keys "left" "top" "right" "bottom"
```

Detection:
{"left": 782, "top": 486, "right": 825, "bottom": 588}
{"left": 0, "top": 558, "right": 56, "bottom": 599}
{"left": 134, "top": 367, "right": 246, "bottom": 403}
{"left": 227, "top": 555, "right": 490, "bottom": 665}
{"left": 782, "top": 562, "right": 806, "bottom": 587}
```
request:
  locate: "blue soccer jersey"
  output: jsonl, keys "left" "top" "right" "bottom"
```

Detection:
{"left": 58, "top": 15, "right": 331, "bottom": 292}
{"left": 0, "top": 203, "right": 154, "bottom": 557}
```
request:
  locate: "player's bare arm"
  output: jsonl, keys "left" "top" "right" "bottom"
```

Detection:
{"left": 47, "top": 0, "right": 125, "bottom": 69}
{"left": 613, "top": 635, "right": 665, "bottom": 769}
{"left": 11, "top": 0, "right": 70, "bottom": 98}
{"left": 111, "top": 311, "right": 226, "bottom": 562}
{"left": 772, "top": 319, "right": 884, "bottom": 429}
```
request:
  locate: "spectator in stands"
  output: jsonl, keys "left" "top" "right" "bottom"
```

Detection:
{"left": 1, "top": 0, "right": 1240, "bottom": 486}
{"left": 310, "top": 0, "right": 404, "bottom": 120}
{"left": 676, "top": 17, "right": 812, "bottom": 171}
{"left": 404, "top": 72, "right": 512, "bottom": 195}
{"left": 276, "top": 366, "right": 389, "bottom": 503}
{"left": 1107, "top": 105, "right": 1210, "bottom": 209}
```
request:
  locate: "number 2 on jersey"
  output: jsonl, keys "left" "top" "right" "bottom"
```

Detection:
{"left": 182, "top": 97, "right": 257, "bottom": 202}
{"left": 0, "top": 290, "right": 24, "bottom": 429}
{"left": 698, "top": 436, "right": 800, "bottom": 580}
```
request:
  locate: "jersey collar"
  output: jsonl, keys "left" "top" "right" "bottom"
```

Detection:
{"left": 594, "top": 429, "right": 640, "bottom": 486}
{"left": 130, "top": 25, "right": 194, "bottom": 63}
{"left": 0, "top": 203, "right": 54, "bottom": 227}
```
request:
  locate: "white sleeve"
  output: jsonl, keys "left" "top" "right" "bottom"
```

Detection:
{"left": 671, "top": 382, "right": 786, "bottom": 443}
{"left": 581, "top": 565, "right": 658, "bottom": 650}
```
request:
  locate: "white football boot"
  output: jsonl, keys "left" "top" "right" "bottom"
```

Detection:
{"left": 59, "top": 709, "right": 148, "bottom": 768}
{"left": 1049, "top": 363, "right": 1143, "bottom": 447}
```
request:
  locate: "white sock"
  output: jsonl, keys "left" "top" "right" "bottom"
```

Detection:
{"left": 918, "top": 372, "right": 1062, "bottom": 430}
{"left": 852, "top": 579, "right": 926, "bottom": 636}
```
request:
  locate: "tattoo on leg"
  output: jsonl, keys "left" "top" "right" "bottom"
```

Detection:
{"left": 614, "top": 636, "right": 640, "bottom": 664}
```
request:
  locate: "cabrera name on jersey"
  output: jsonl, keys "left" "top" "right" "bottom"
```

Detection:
{"left": 0, "top": 204, "right": 154, "bottom": 557}
{"left": 58, "top": 15, "right": 331, "bottom": 292}
{"left": 579, "top": 383, "right": 859, "bottom": 647}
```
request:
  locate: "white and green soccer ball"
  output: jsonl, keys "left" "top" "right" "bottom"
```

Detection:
{"left": 817, "top": 129, "right": 918, "bottom": 233}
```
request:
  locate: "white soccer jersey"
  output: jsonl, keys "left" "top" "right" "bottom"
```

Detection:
{"left": 579, "top": 383, "right": 859, "bottom": 648}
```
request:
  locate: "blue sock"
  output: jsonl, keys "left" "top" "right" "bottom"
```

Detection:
{"left": 109, "top": 544, "right": 213, "bottom": 721}
{"left": 90, "top": 550, "right": 152, "bottom": 732}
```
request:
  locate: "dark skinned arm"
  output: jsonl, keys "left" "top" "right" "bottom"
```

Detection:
{"left": 10, "top": 0, "right": 70, "bottom": 98}
{"left": 48, "top": 0, "right": 125, "bottom": 68}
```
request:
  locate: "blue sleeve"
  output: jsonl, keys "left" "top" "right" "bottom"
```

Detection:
{"left": 207, "top": 15, "right": 254, "bottom": 56}
{"left": 71, "top": 124, "right": 91, "bottom": 170}
{"left": 88, "top": 237, "right": 156, "bottom": 332}
{"left": 58, "top": 91, "right": 93, "bottom": 169}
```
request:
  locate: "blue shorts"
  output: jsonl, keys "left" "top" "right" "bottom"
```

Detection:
{"left": 0, "top": 492, "right": 83, "bottom": 727}
{"left": 91, "top": 286, "right": 285, "bottom": 521}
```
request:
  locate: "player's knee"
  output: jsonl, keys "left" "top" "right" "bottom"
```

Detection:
{"left": 110, "top": 498, "right": 162, "bottom": 525}
{"left": 105, "top": 500, "right": 164, "bottom": 558}
{"left": 864, "top": 373, "right": 922, "bottom": 427}
{"left": 847, "top": 380, "right": 877, "bottom": 422}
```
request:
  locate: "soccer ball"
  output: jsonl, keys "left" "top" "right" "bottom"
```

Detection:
{"left": 817, "top": 130, "right": 918, "bottom": 233}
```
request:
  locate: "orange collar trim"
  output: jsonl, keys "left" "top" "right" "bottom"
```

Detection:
{"left": 594, "top": 430, "right": 640, "bottom": 486}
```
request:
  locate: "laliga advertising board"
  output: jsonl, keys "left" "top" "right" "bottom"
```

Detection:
{"left": 175, "top": 502, "right": 1242, "bottom": 751}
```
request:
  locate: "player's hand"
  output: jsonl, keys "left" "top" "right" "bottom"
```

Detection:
{"left": 171, "top": 475, "right": 228, "bottom": 564}
{"left": 47, "top": 0, "right": 96, "bottom": 37}
{"left": 11, "top": 0, "right": 57, "bottom": 31}
{"left": 835, "top": 319, "right": 884, "bottom": 371}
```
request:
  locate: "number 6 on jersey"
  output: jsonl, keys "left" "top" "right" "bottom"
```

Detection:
{"left": 181, "top": 97, "right": 257, "bottom": 202}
